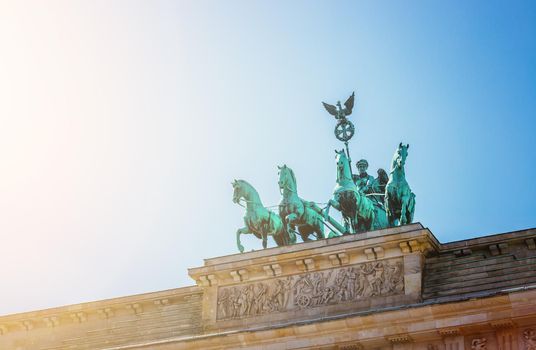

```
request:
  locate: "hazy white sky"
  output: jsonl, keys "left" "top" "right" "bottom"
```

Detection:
{"left": 1, "top": 1, "right": 535, "bottom": 315}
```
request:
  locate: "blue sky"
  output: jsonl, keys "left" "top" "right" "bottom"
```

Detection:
{"left": 0, "top": 0, "right": 535, "bottom": 315}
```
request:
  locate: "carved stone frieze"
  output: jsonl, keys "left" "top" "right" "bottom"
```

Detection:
{"left": 216, "top": 258, "right": 404, "bottom": 320}
{"left": 471, "top": 338, "right": 487, "bottom": 350}
{"left": 338, "top": 343, "right": 363, "bottom": 350}
{"left": 524, "top": 329, "right": 536, "bottom": 350}
{"left": 387, "top": 334, "right": 412, "bottom": 343}
{"left": 438, "top": 327, "right": 461, "bottom": 337}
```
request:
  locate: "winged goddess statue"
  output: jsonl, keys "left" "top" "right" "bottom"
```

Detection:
{"left": 322, "top": 92, "right": 356, "bottom": 142}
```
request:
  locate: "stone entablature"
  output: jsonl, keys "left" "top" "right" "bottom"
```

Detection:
{"left": 117, "top": 290, "right": 535, "bottom": 349}
{"left": 1, "top": 223, "right": 536, "bottom": 349}
{"left": 188, "top": 223, "right": 432, "bottom": 331}
{"left": 0, "top": 286, "right": 202, "bottom": 349}
{"left": 424, "top": 227, "right": 536, "bottom": 302}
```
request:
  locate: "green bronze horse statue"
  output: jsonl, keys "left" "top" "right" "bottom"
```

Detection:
{"left": 232, "top": 179, "right": 296, "bottom": 253}
{"left": 325, "top": 150, "right": 388, "bottom": 233}
{"left": 385, "top": 143, "right": 416, "bottom": 226}
{"left": 278, "top": 164, "right": 329, "bottom": 241}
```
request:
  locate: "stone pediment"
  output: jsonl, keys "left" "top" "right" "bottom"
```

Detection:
{"left": 188, "top": 223, "right": 437, "bottom": 330}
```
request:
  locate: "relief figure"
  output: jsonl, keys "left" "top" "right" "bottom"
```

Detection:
{"left": 523, "top": 329, "right": 536, "bottom": 350}
{"left": 216, "top": 259, "right": 404, "bottom": 321}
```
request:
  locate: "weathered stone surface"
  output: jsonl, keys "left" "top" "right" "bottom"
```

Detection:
{"left": 216, "top": 258, "right": 404, "bottom": 321}
{"left": 1, "top": 224, "right": 536, "bottom": 349}
{"left": 0, "top": 286, "right": 203, "bottom": 349}
{"left": 423, "top": 228, "right": 536, "bottom": 301}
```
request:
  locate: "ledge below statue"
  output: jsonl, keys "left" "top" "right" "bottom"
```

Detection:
{"left": 189, "top": 223, "right": 432, "bottom": 331}
{"left": 1, "top": 223, "right": 536, "bottom": 350}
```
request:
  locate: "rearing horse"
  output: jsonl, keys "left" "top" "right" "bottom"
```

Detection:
{"left": 232, "top": 179, "right": 295, "bottom": 253}
{"left": 325, "top": 150, "right": 376, "bottom": 233}
{"left": 385, "top": 143, "right": 416, "bottom": 226}
{"left": 278, "top": 164, "right": 326, "bottom": 241}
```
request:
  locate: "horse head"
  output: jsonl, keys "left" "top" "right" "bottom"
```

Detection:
{"left": 395, "top": 143, "right": 409, "bottom": 169}
{"left": 232, "top": 179, "right": 262, "bottom": 207}
{"left": 231, "top": 179, "right": 244, "bottom": 204}
{"left": 277, "top": 164, "right": 296, "bottom": 193}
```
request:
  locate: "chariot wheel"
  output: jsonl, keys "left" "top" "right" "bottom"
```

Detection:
{"left": 296, "top": 294, "right": 311, "bottom": 308}
{"left": 334, "top": 120, "right": 355, "bottom": 142}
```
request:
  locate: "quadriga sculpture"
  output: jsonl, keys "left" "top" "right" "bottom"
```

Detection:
{"left": 325, "top": 150, "right": 378, "bottom": 233}
{"left": 385, "top": 143, "right": 416, "bottom": 226}
{"left": 278, "top": 164, "right": 333, "bottom": 241}
{"left": 232, "top": 180, "right": 296, "bottom": 253}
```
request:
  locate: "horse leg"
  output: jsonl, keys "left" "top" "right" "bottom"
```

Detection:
{"left": 384, "top": 191, "right": 392, "bottom": 226}
{"left": 279, "top": 216, "right": 296, "bottom": 245}
{"left": 358, "top": 199, "right": 375, "bottom": 232}
{"left": 400, "top": 194, "right": 409, "bottom": 225}
{"left": 355, "top": 215, "right": 372, "bottom": 233}
{"left": 406, "top": 193, "right": 415, "bottom": 224}
{"left": 236, "top": 227, "right": 251, "bottom": 253}
{"left": 287, "top": 228, "right": 297, "bottom": 244}
{"left": 345, "top": 216, "right": 352, "bottom": 234}
{"left": 286, "top": 213, "right": 301, "bottom": 240}
{"left": 367, "top": 209, "right": 376, "bottom": 231}
{"left": 303, "top": 207, "right": 325, "bottom": 239}
{"left": 262, "top": 231, "right": 268, "bottom": 249}
{"left": 286, "top": 213, "right": 299, "bottom": 231}
{"left": 273, "top": 222, "right": 294, "bottom": 247}
{"left": 351, "top": 211, "right": 360, "bottom": 234}
{"left": 317, "top": 222, "right": 325, "bottom": 239}
{"left": 315, "top": 213, "right": 325, "bottom": 239}
{"left": 385, "top": 191, "right": 396, "bottom": 227}
{"left": 327, "top": 199, "right": 350, "bottom": 234}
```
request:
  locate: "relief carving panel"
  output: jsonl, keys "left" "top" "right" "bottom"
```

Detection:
{"left": 217, "top": 258, "right": 404, "bottom": 320}
{"left": 471, "top": 338, "right": 487, "bottom": 350}
{"left": 524, "top": 329, "right": 536, "bottom": 350}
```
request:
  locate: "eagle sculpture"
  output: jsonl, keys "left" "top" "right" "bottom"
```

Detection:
{"left": 322, "top": 92, "right": 355, "bottom": 120}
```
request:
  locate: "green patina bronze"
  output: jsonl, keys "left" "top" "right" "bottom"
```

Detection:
{"left": 353, "top": 159, "right": 376, "bottom": 193}
{"left": 325, "top": 150, "right": 388, "bottom": 233}
{"left": 232, "top": 179, "right": 295, "bottom": 253}
{"left": 231, "top": 92, "right": 416, "bottom": 252}
{"left": 354, "top": 159, "right": 389, "bottom": 205}
{"left": 385, "top": 143, "right": 416, "bottom": 226}
{"left": 322, "top": 92, "right": 356, "bottom": 143}
{"left": 278, "top": 165, "right": 344, "bottom": 241}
